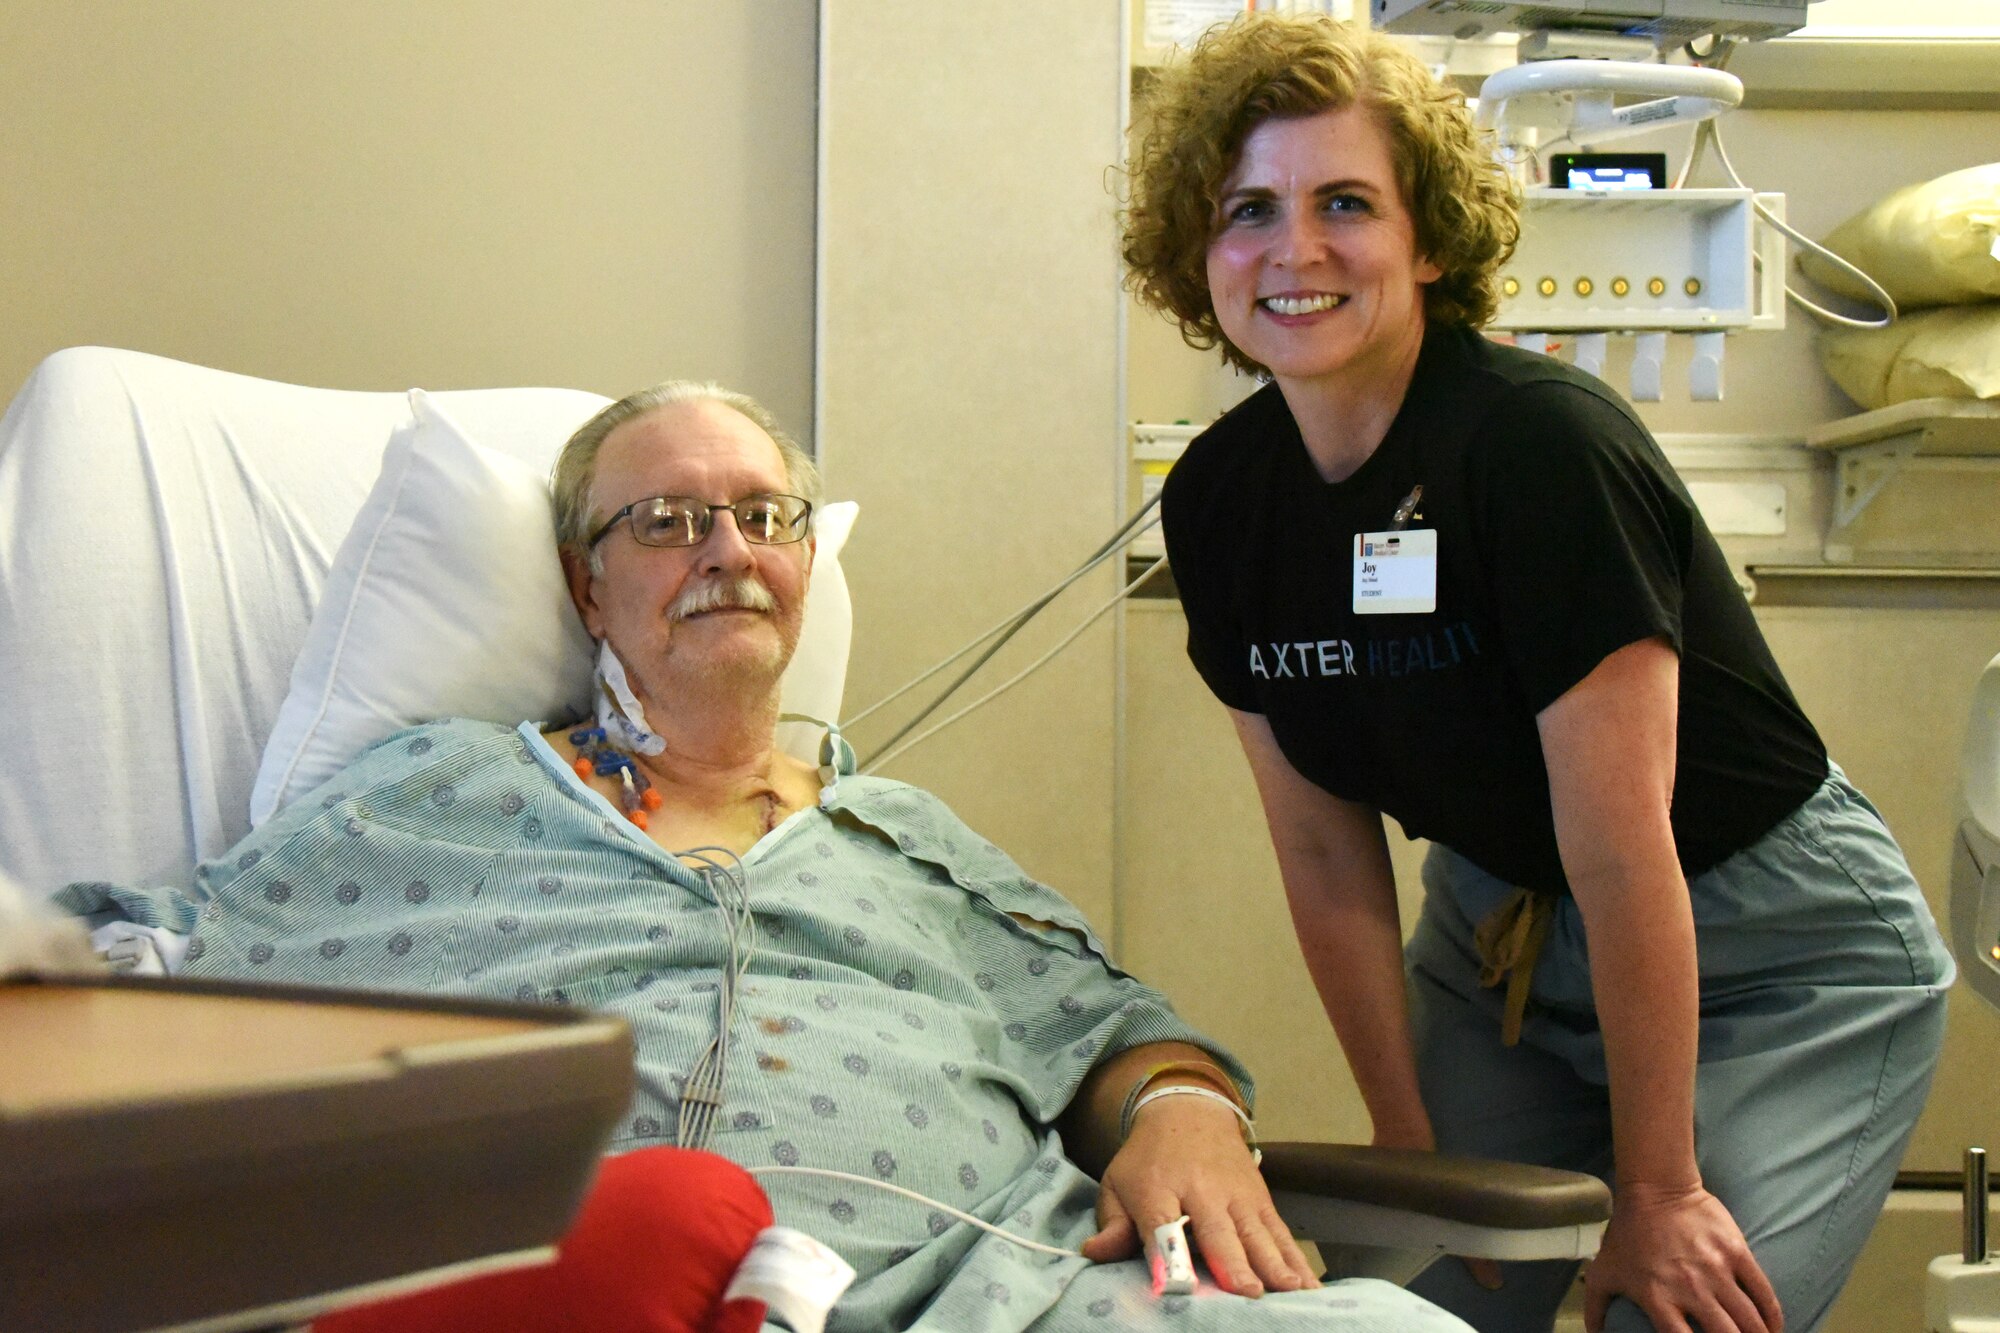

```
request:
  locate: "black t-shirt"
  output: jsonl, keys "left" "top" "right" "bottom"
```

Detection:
{"left": 1163, "top": 323, "right": 1828, "bottom": 895}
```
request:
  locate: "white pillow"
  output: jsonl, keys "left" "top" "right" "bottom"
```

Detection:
{"left": 251, "top": 390, "right": 856, "bottom": 824}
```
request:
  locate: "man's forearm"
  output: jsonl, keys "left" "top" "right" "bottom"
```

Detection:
{"left": 1059, "top": 1039, "right": 1241, "bottom": 1177}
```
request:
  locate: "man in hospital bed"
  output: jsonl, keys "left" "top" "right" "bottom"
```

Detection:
{"left": 55, "top": 381, "right": 1470, "bottom": 1333}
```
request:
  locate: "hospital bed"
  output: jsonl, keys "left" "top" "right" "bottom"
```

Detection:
{"left": 1934, "top": 651, "right": 2000, "bottom": 1330}
{"left": 0, "top": 346, "right": 1609, "bottom": 1330}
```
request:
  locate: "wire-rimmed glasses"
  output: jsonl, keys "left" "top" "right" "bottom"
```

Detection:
{"left": 586, "top": 494, "right": 814, "bottom": 550}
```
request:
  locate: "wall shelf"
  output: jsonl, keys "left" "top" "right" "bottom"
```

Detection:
{"left": 1729, "top": 35, "right": 2000, "bottom": 110}
{"left": 1745, "top": 563, "right": 2000, "bottom": 609}
{"left": 1804, "top": 398, "right": 2000, "bottom": 562}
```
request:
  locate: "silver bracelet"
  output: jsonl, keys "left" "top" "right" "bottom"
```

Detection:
{"left": 1127, "top": 1084, "right": 1263, "bottom": 1165}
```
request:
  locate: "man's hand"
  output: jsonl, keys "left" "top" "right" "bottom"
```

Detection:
{"left": 1078, "top": 1094, "right": 1319, "bottom": 1298}
{"left": 0, "top": 871, "right": 100, "bottom": 974}
{"left": 1583, "top": 1181, "right": 1783, "bottom": 1333}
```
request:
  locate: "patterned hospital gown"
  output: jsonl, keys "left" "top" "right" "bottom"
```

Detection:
{"left": 62, "top": 719, "right": 1467, "bottom": 1333}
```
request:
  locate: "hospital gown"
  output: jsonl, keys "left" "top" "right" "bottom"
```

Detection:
{"left": 60, "top": 719, "right": 1466, "bottom": 1333}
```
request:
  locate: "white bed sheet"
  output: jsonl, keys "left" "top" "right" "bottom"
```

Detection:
{"left": 0, "top": 347, "right": 607, "bottom": 894}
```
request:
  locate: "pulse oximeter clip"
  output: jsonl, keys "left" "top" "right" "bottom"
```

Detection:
{"left": 1150, "top": 1214, "right": 1197, "bottom": 1296}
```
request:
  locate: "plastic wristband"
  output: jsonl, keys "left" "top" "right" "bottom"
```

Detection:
{"left": 1116, "top": 1059, "right": 1245, "bottom": 1143}
{"left": 1127, "top": 1085, "right": 1262, "bottom": 1166}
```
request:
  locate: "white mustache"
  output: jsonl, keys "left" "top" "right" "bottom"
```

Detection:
{"left": 667, "top": 575, "right": 778, "bottom": 622}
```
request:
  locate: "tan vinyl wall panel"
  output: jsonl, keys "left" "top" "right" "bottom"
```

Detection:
{"left": 1122, "top": 601, "right": 1429, "bottom": 1144}
{"left": 818, "top": 3, "right": 1125, "bottom": 922}
{"left": 0, "top": 2, "right": 815, "bottom": 430}
{"left": 1760, "top": 606, "right": 2000, "bottom": 1173}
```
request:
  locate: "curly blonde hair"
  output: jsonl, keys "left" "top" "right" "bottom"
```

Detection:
{"left": 1121, "top": 14, "right": 1518, "bottom": 375}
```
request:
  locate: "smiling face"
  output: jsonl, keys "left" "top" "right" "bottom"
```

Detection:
{"left": 564, "top": 399, "right": 814, "bottom": 707}
{"left": 1205, "top": 102, "right": 1441, "bottom": 402}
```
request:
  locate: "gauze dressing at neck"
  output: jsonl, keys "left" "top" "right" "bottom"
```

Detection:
{"left": 595, "top": 639, "right": 667, "bottom": 755}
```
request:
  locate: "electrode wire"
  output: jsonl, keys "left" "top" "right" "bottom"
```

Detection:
{"left": 1661, "top": 49, "right": 1896, "bottom": 332}
{"left": 674, "top": 846, "right": 757, "bottom": 1152}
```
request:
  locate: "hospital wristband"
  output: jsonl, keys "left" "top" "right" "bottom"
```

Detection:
{"left": 1116, "top": 1059, "right": 1244, "bottom": 1142}
{"left": 1127, "top": 1085, "right": 1262, "bottom": 1166}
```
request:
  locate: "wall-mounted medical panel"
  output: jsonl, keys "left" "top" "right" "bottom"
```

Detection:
{"left": 1493, "top": 188, "right": 1773, "bottom": 332}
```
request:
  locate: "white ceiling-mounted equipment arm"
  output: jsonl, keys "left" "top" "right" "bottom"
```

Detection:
{"left": 1478, "top": 60, "right": 1743, "bottom": 156}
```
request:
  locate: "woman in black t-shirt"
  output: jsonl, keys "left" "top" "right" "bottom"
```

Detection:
{"left": 1123, "top": 16, "right": 1950, "bottom": 1333}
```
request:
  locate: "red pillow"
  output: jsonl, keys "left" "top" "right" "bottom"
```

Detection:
{"left": 314, "top": 1147, "right": 774, "bottom": 1333}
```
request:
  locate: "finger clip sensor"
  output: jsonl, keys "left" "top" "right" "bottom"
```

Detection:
{"left": 1151, "top": 1214, "right": 1197, "bottom": 1296}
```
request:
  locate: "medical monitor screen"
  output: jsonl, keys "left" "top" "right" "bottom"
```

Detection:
{"left": 1550, "top": 153, "right": 1666, "bottom": 191}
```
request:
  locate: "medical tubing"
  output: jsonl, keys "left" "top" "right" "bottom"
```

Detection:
{"left": 745, "top": 1166, "right": 1085, "bottom": 1259}
{"left": 843, "top": 494, "right": 1161, "bottom": 731}
{"left": 679, "top": 860, "right": 727, "bottom": 1148}
{"left": 1672, "top": 39, "right": 1734, "bottom": 191}
{"left": 1704, "top": 122, "right": 1897, "bottom": 329}
{"left": 852, "top": 520, "right": 1163, "bottom": 769}
{"left": 1670, "top": 119, "right": 1711, "bottom": 191}
{"left": 863, "top": 549, "right": 1168, "bottom": 774}
{"left": 844, "top": 492, "right": 1163, "bottom": 742}
{"left": 1656, "top": 39, "right": 1893, "bottom": 328}
{"left": 686, "top": 940, "right": 738, "bottom": 1144}
{"left": 680, "top": 848, "right": 1088, "bottom": 1263}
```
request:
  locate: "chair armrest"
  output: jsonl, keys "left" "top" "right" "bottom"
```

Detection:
{"left": 1261, "top": 1141, "right": 1611, "bottom": 1268}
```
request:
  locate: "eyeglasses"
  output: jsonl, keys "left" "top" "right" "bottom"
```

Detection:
{"left": 586, "top": 493, "right": 814, "bottom": 550}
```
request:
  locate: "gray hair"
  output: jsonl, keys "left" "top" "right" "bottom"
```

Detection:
{"left": 551, "top": 380, "right": 822, "bottom": 570}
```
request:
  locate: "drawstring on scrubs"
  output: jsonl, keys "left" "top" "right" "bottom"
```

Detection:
{"left": 1473, "top": 888, "right": 1557, "bottom": 1047}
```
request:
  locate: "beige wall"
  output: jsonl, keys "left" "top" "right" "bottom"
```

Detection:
{"left": 0, "top": 2, "right": 816, "bottom": 433}
{"left": 818, "top": 2, "right": 1128, "bottom": 920}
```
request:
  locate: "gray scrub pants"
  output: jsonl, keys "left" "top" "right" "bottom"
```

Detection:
{"left": 1402, "top": 768, "right": 1953, "bottom": 1333}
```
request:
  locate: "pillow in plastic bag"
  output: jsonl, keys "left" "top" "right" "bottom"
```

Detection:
{"left": 1798, "top": 163, "right": 2000, "bottom": 310}
{"left": 1818, "top": 303, "right": 2000, "bottom": 411}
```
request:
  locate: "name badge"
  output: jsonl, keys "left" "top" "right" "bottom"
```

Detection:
{"left": 1353, "top": 529, "right": 1438, "bottom": 614}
